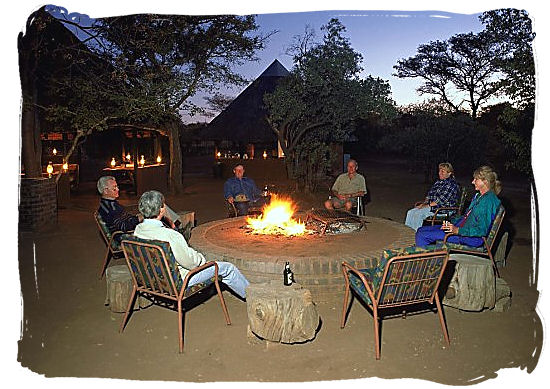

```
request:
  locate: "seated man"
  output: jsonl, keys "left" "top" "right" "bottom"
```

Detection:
{"left": 97, "top": 176, "right": 190, "bottom": 238}
{"left": 224, "top": 164, "right": 269, "bottom": 216}
{"left": 324, "top": 159, "right": 367, "bottom": 212}
{"left": 134, "top": 190, "right": 249, "bottom": 299}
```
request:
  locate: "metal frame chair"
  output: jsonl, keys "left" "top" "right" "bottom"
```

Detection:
{"left": 425, "top": 187, "right": 468, "bottom": 226}
{"left": 341, "top": 247, "right": 450, "bottom": 359}
{"left": 120, "top": 235, "right": 231, "bottom": 353}
{"left": 94, "top": 211, "right": 131, "bottom": 279}
{"left": 443, "top": 204, "right": 505, "bottom": 278}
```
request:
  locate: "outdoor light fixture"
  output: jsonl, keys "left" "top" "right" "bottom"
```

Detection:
{"left": 263, "top": 151, "right": 267, "bottom": 159}
{"left": 216, "top": 151, "right": 221, "bottom": 158}
{"left": 111, "top": 157, "right": 116, "bottom": 167}
{"left": 46, "top": 162, "right": 53, "bottom": 177}
{"left": 157, "top": 155, "right": 162, "bottom": 163}
{"left": 139, "top": 155, "right": 145, "bottom": 166}
{"left": 126, "top": 153, "right": 131, "bottom": 161}
{"left": 52, "top": 148, "right": 57, "bottom": 156}
{"left": 62, "top": 161, "right": 68, "bottom": 172}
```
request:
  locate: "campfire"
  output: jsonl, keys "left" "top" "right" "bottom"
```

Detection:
{"left": 246, "top": 195, "right": 307, "bottom": 236}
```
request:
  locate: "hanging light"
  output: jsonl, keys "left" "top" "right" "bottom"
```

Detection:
{"left": 139, "top": 155, "right": 145, "bottom": 166}
{"left": 111, "top": 157, "right": 116, "bottom": 167}
{"left": 52, "top": 148, "right": 57, "bottom": 156}
{"left": 46, "top": 162, "right": 53, "bottom": 177}
{"left": 156, "top": 155, "right": 162, "bottom": 163}
{"left": 263, "top": 150, "right": 267, "bottom": 159}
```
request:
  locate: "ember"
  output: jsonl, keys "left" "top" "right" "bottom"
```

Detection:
{"left": 246, "top": 195, "right": 308, "bottom": 236}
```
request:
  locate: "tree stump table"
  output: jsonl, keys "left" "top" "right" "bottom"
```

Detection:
{"left": 442, "top": 254, "right": 496, "bottom": 311}
{"left": 246, "top": 280, "right": 320, "bottom": 344}
{"left": 104, "top": 265, "right": 151, "bottom": 313}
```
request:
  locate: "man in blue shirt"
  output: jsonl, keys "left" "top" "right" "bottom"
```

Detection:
{"left": 224, "top": 164, "right": 268, "bottom": 216}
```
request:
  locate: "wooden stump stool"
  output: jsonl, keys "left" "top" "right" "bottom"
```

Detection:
{"left": 442, "top": 254, "right": 496, "bottom": 311}
{"left": 246, "top": 280, "right": 320, "bottom": 344}
{"left": 104, "top": 265, "right": 150, "bottom": 313}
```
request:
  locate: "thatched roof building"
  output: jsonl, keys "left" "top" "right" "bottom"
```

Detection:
{"left": 201, "top": 59, "right": 290, "bottom": 144}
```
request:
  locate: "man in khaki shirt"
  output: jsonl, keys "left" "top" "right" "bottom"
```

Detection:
{"left": 324, "top": 159, "right": 367, "bottom": 212}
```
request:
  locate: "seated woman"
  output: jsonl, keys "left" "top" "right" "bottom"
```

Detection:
{"left": 405, "top": 162, "right": 459, "bottom": 231}
{"left": 415, "top": 165, "right": 501, "bottom": 248}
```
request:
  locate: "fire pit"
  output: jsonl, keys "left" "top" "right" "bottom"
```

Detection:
{"left": 190, "top": 204, "right": 416, "bottom": 300}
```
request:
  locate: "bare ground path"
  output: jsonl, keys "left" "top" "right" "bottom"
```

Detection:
{"left": 15, "top": 156, "right": 542, "bottom": 384}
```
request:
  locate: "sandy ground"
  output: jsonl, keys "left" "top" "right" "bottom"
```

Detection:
{"left": 14, "top": 156, "right": 544, "bottom": 386}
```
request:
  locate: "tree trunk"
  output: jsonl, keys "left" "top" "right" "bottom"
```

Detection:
{"left": 167, "top": 121, "right": 183, "bottom": 194}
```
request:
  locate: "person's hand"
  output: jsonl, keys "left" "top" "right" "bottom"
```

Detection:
{"left": 137, "top": 213, "right": 144, "bottom": 222}
{"left": 227, "top": 197, "right": 234, "bottom": 204}
{"left": 441, "top": 221, "right": 458, "bottom": 234}
{"left": 415, "top": 203, "right": 427, "bottom": 209}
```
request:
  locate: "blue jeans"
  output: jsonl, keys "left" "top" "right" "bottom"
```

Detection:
{"left": 188, "top": 261, "right": 249, "bottom": 299}
{"left": 415, "top": 225, "right": 484, "bottom": 248}
{"left": 405, "top": 207, "right": 434, "bottom": 231}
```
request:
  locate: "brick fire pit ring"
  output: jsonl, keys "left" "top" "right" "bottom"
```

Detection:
{"left": 189, "top": 215, "right": 415, "bottom": 301}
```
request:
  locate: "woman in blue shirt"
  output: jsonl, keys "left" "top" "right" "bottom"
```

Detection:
{"left": 415, "top": 166, "right": 501, "bottom": 248}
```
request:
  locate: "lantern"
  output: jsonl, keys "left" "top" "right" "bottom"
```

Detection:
{"left": 111, "top": 158, "right": 116, "bottom": 168}
{"left": 46, "top": 162, "right": 53, "bottom": 177}
{"left": 126, "top": 153, "right": 131, "bottom": 161}
{"left": 139, "top": 155, "right": 145, "bottom": 166}
{"left": 62, "top": 161, "right": 68, "bottom": 172}
{"left": 156, "top": 155, "right": 162, "bottom": 163}
{"left": 52, "top": 148, "right": 57, "bottom": 156}
{"left": 262, "top": 150, "right": 267, "bottom": 159}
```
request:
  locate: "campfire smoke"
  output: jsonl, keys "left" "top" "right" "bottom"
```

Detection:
{"left": 246, "top": 195, "right": 307, "bottom": 236}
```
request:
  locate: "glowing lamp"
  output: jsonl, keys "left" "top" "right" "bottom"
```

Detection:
{"left": 52, "top": 148, "right": 57, "bottom": 156}
{"left": 156, "top": 155, "right": 162, "bottom": 163}
{"left": 126, "top": 153, "right": 131, "bottom": 161}
{"left": 62, "top": 161, "right": 68, "bottom": 172}
{"left": 46, "top": 162, "right": 53, "bottom": 177}
{"left": 111, "top": 157, "right": 116, "bottom": 167}
{"left": 139, "top": 155, "right": 145, "bottom": 166}
{"left": 216, "top": 151, "right": 221, "bottom": 158}
{"left": 263, "top": 151, "right": 267, "bottom": 159}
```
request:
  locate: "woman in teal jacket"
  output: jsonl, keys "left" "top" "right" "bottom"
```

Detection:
{"left": 415, "top": 166, "right": 501, "bottom": 248}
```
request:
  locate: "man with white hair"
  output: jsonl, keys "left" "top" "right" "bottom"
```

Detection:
{"left": 97, "top": 176, "right": 184, "bottom": 236}
{"left": 134, "top": 190, "right": 249, "bottom": 299}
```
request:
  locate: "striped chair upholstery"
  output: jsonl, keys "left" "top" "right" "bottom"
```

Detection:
{"left": 341, "top": 245, "right": 450, "bottom": 359}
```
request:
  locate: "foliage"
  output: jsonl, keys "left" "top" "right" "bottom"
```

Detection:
{"left": 479, "top": 9, "right": 535, "bottom": 108}
{"left": 495, "top": 104, "right": 534, "bottom": 175}
{"left": 379, "top": 108, "right": 487, "bottom": 181}
{"left": 265, "top": 18, "right": 395, "bottom": 192}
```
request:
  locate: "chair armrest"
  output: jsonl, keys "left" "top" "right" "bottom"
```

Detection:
{"left": 109, "top": 230, "right": 134, "bottom": 248}
{"left": 432, "top": 206, "right": 458, "bottom": 216}
{"left": 341, "top": 261, "right": 377, "bottom": 306}
{"left": 443, "top": 232, "right": 457, "bottom": 243}
{"left": 181, "top": 261, "right": 219, "bottom": 291}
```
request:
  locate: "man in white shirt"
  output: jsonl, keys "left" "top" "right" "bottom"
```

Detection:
{"left": 134, "top": 190, "right": 249, "bottom": 299}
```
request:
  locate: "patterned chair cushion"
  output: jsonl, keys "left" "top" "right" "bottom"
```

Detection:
{"left": 96, "top": 213, "right": 122, "bottom": 251}
{"left": 183, "top": 276, "right": 220, "bottom": 298}
{"left": 121, "top": 234, "right": 184, "bottom": 292}
{"left": 348, "top": 244, "right": 447, "bottom": 305}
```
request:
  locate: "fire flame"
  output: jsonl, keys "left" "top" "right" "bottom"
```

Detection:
{"left": 246, "top": 195, "right": 306, "bottom": 236}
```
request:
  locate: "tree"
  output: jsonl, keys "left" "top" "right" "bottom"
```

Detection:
{"left": 20, "top": 7, "right": 269, "bottom": 193}
{"left": 265, "top": 19, "right": 395, "bottom": 192}
{"left": 393, "top": 32, "right": 506, "bottom": 119}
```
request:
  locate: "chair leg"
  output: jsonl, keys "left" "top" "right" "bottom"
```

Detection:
{"left": 373, "top": 309, "right": 381, "bottom": 360}
{"left": 99, "top": 250, "right": 112, "bottom": 279}
{"left": 487, "top": 249, "right": 500, "bottom": 278}
{"left": 214, "top": 278, "right": 231, "bottom": 325}
{"left": 119, "top": 286, "right": 137, "bottom": 333}
{"left": 340, "top": 284, "right": 351, "bottom": 329}
{"left": 178, "top": 299, "right": 184, "bottom": 353}
{"left": 434, "top": 291, "right": 450, "bottom": 346}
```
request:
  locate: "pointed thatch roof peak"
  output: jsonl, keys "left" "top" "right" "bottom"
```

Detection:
{"left": 258, "top": 59, "right": 290, "bottom": 78}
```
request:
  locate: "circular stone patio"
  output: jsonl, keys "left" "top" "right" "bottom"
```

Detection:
{"left": 189, "top": 215, "right": 415, "bottom": 300}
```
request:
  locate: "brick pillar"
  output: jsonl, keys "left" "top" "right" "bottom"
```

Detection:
{"left": 19, "top": 177, "right": 57, "bottom": 231}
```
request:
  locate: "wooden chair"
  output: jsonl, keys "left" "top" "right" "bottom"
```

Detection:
{"left": 425, "top": 187, "right": 468, "bottom": 226}
{"left": 442, "top": 204, "right": 505, "bottom": 278}
{"left": 94, "top": 211, "right": 131, "bottom": 279}
{"left": 119, "top": 235, "right": 231, "bottom": 353}
{"left": 341, "top": 246, "right": 450, "bottom": 359}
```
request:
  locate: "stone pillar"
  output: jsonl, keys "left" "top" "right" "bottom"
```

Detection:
{"left": 19, "top": 177, "right": 57, "bottom": 231}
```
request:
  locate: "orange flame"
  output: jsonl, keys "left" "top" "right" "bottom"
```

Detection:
{"left": 246, "top": 195, "right": 306, "bottom": 236}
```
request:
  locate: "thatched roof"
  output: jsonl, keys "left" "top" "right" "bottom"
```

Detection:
{"left": 201, "top": 59, "right": 290, "bottom": 143}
